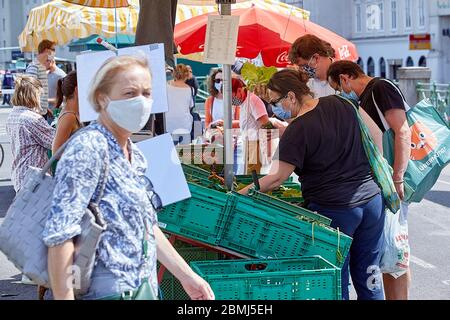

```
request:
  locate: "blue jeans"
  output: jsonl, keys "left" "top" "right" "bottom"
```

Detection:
{"left": 309, "top": 193, "right": 385, "bottom": 300}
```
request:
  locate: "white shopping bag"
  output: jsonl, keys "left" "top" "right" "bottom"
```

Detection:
{"left": 380, "top": 204, "right": 410, "bottom": 277}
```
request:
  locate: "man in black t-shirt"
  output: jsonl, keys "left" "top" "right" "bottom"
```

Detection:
{"left": 327, "top": 61, "right": 412, "bottom": 300}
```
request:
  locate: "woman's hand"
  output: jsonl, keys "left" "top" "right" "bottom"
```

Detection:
{"left": 238, "top": 184, "right": 253, "bottom": 195}
{"left": 209, "top": 119, "right": 224, "bottom": 128}
{"left": 268, "top": 118, "right": 288, "bottom": 136}
{"left": 179, "top": 271, "right": 215, "bottom": 300}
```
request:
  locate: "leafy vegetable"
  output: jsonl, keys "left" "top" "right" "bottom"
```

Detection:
{"left": 241, "top": 62, "right": 277, "bottom": 92}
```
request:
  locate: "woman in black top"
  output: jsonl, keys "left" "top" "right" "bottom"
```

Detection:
{"left": 240, "top": 69, "right": 385, "bottom": 300}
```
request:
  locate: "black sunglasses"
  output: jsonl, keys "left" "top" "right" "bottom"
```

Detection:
{"left": 269, "top": 94, "right": 288, "bottom": 106}
{"left": 214, "top": 79, "right": 223, "bottom": 84}
{"left": 139, "top": 175, "right": 163, "bottom": 211}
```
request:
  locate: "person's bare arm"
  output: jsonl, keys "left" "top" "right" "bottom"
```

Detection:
{"left": 48, "top": 241, "right": 75, "bottom": 300}
{"left": 52, "top": 114, "right": 76, "bottom": 154}
{"left": 256, "top": 114, "right": 270, "bottom": 127}
{"left": 239, "top": 160, "right": 295, "bottom": 195}
{"left": 154, "top": 226, "right": 214, "bottom": 300}
{"left": 384, "top": 108, "right": 411, "bottom": 199}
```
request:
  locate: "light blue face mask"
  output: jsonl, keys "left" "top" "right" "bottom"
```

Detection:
{"left": 340, "top": 91, "right": 359, "bottom": 103}
{"left": 272, "top": 103, "right": 292, "bottom": 119}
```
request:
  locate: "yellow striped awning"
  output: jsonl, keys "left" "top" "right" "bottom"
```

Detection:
{"left": 62, "top": 0, "right": 130, "bottom": 8}
{"left": 19, "top": 0, "right": 308, "bottom": 52}
{"left": 176, "top": 0, "right": 310, "bottom": 24}
{"left": 19, "top": 0, "right": 139, "bottom": 52}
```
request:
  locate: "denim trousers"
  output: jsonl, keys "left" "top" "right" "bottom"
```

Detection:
{"left": 309, "top": 193, "right": 385, "bottom": 300}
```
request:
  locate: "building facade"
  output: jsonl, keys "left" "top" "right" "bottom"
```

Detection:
{"left": 282, "top": 0, "right": 450, "bottom": 82}
{"left": 351, "top": 0, "right": 431, "bottom": 81}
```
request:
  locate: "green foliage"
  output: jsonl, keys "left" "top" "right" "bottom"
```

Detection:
{"left": 241, "top": 62, "right": 277, "bottom": 92}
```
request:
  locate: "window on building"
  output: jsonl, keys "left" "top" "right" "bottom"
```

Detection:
{"left": 366, "top": 4, "right": 382, "bottom": 31}
{"left": 419, "top": 0, "right": 426, "bottom": 27}
{"left": 2, "top": 0, "right": 4, "bottom": 9}
{"left": 405, "top": 0, "right": 412, "bottom": 28}
{"left": 367, "top": 57, "right": 375, "bottom": 76}
{"left": 356, "top": 4, "right": 362, "bottom": 32}
{"left": 2, "top": 18, "right": 5, "bottom": 32}
{"left": 379, "top": 58, "right": 386, "bottom": 78}
{"left": 419, "top": 56, "right": 427, "bottom": 67}
{"left": 357, "top": 57, "right": 364, "bottom": 71}
{"left": 391, "top": 0, "right": 397, "bottom": 30}
{"left": 406, "top": 56, "right": 414, "bottom": 67}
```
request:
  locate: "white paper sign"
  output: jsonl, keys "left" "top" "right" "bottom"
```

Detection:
{"left": 137, "top": 133, "right": 191, "bottom": 206}
{"left": 203, "top": 15, "right": 240, "bottom": 65}
{"left": 76, "top": 43, "right": 169, "bottom": 122}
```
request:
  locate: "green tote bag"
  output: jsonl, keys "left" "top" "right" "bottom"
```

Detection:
{"left": 337, "top": 95, "right": 401, "bottom": 214}
{"left": 372, "top": 79, "right": 450, "bottom": 203}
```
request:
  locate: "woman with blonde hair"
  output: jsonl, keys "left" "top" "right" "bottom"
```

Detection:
{"left": 6, "top": 75, "right": 55, "bottom": 192}
{"left": 43, "top": 55, "right": 214, "bottom": 300}
{"left": 165, "top": 63, "right": 194, "bottom": 143}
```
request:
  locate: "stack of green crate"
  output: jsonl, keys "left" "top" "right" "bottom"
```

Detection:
{"left": 158, "top": 241, "right": 227, "bottom": 300}
{"left": 190, "top": 256, "right": 342, "bottom": 300}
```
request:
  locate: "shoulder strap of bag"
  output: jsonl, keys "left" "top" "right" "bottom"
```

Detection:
{"left": 371, "top": 79, "right": 411, "bottom": 131}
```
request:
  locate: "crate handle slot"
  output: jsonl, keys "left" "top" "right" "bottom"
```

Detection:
{"left": 244, "top": 263, "right": 268, "bottom": 272}
{"left": 258, "top": 278, "right": 285, "bottom": 286}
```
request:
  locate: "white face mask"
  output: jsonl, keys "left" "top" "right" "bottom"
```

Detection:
{"left": 106, "top": 95, "right": 153, "bottom": 133}
{"left": 214, "top": 82, "right": 222, "bottom": 92}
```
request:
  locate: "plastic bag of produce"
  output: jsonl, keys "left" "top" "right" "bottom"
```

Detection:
{"left": 380, "top": 204, "right": 410, "bottom": 277}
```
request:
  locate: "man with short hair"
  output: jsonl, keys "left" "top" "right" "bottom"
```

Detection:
{"left": 47, "top": 57, "right": 66, "bottom": 111}
{"left": 327, "top": 60, "right": 412, "bottom": 300}
{"left": 288, "top": 34, "right": 336, "bottom": 98}
{"left": 25, "top": 39, "right": 55, "bottom": 119}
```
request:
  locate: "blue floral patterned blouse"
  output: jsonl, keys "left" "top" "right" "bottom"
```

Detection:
{"left": 43, "top": 122, "right": 158, "bottom": 293}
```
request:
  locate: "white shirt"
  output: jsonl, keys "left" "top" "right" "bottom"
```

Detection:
{"left": 165, "top": 84, "right": 193, "bottom": 135}
{"left": 308, "top": 79, "right": 336, "bottom": 98}
{"left": 212, "top": 98, "right": 224, "bottom": 123}
{"left": 239, "top": 93, "right": 267, "bottom": 141}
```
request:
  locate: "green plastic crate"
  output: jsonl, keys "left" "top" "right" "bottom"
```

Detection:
{"left": 190, "top": 256, "right": 341, "bottom": 300}
{"left": 157, "top": 182, "right": 232, "bottom": 245}
{"left": 219, "top": 192, "right": 352, "bottom": 267}
{"left": 235, "top": 174, "right": 294, "bottom": 184}
{"left": 159, "top": 245, "right": 226, "bottom": 300}
{"left": 177, "top": 144, "right": 224, "bottom": 174}
{"left": 247, "top": 190, "right": 330, "bottom": 225}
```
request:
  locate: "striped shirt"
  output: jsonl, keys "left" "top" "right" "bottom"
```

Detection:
{"left": 25, "top": 62, "right": 49, "bottom": 115}
{"left": 6, "top": 106, "right": 56, "bottom": 191}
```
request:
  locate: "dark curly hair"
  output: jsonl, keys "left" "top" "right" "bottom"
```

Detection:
{"left": 208, "top": 68, "right": 223, "bottom": 97}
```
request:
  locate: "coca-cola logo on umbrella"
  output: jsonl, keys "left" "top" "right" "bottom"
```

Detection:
{"left": 276, "top": 50, "right": 289, "bottom": 65}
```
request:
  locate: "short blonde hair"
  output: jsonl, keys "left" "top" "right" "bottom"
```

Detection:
{"left": 11, "top": 75, "right": 42, "bottom": 110}
{"left": 173, "top": 64, "right": 190, "bottom": 81}
{"left": 88, "top": 55, "right": 151, "bottom": 112}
